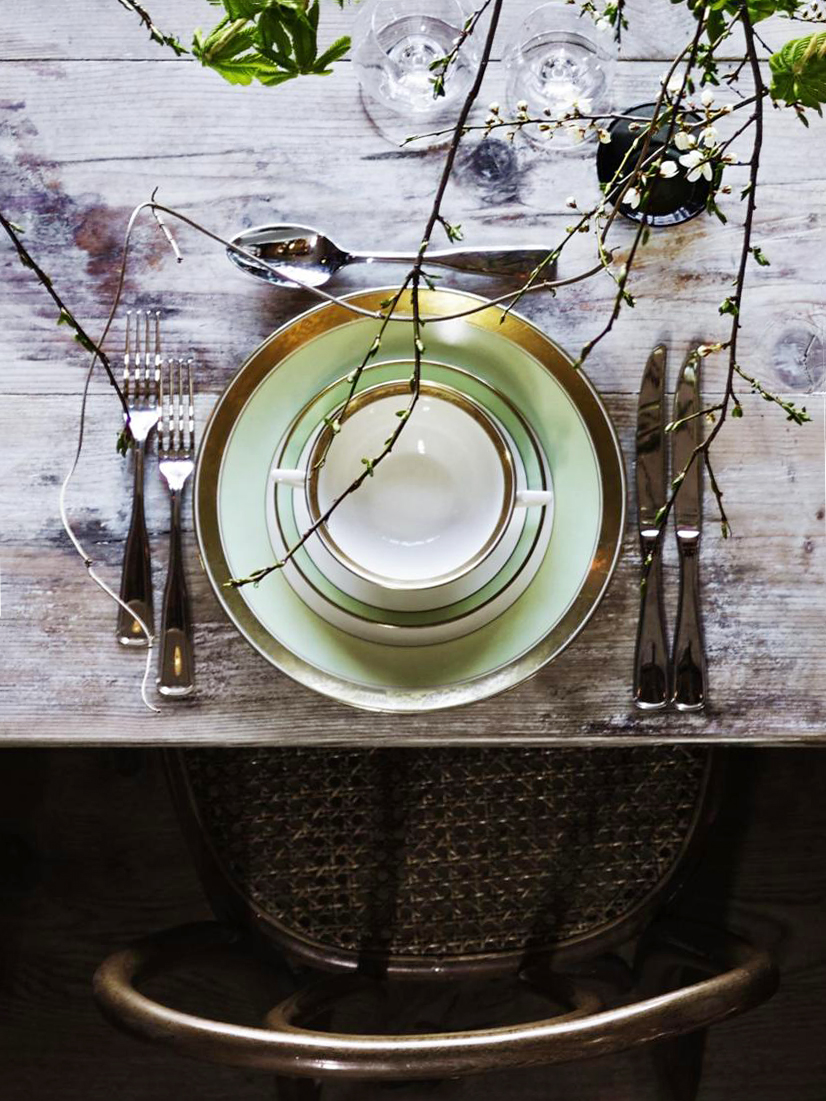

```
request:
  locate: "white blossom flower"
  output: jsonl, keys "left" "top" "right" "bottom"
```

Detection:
{"left": 679, "top": 148, "right": 713, "bottom": 182}
{"left": 701, "top": 88, "right": 715, "bottom": 107}
{"left": 674, "top": 130, "right": 696, "bottom": 151}
{"left": 667, "top": 75, "right": 684, "bottom": 95}
{"left": 721, "top": 103, "right": 734, "bottom": 114}
{"left": 488, "top": 101, "right": 500, "bottom": 114}
{"left": 516, "top": 99, "right": 529, "bottom": 113}
{"left": 595, "top": 16, "right": 611, "bottom": 31}
{"left": 623, "top": 187, "right": 642, "bottom": 210}
{"left": 659, "top": 160, "right": 679, "bottom": 178}
{"left": 702, "top": 125, "right": 718, "bottom": 148}
{"left": 597, "top": 127, "right": 612, "bottom": 143}
{"left": 566, "top": 195, "right": 578, "bottom": 209}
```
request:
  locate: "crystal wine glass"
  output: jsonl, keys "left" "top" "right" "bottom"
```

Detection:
{"left": 503, "top": 2, "right": 617, "bottom": 147}
{"left": 352, "top": 0, "right": 480, "bottom": 122}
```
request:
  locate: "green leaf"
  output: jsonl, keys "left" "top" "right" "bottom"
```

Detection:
{"left": 209, "top": 26, "right": 258, "bottom": 61}
{"left": 222, "top": 0, "right": 268, "bottom": 18}
{"left": 256, "top": 67, "right": 300, "bottom": 86}
{"left": 770, "top": 32, "right": 826, "bottom": 110}
{"left": 257, "top": 7, "right": 292, "bottom": 54}
{"left": 750, "top": 245, "right": 771, "bottom": 267}
{"left": 313, "top": 35, "right": 350, "bottom": 71}
{"left": 203, "top": 55, "right": 267, "bottom": 84}
{"left": 291, "top": 13, "right": 317, "bottom": 68}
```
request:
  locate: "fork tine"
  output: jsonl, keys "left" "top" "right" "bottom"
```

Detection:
{"left": 177, "top": 359, "right": 185, "bottom": 451}
{"left": 123, "top": 309, "right": 132, "bottom": 399}
{"left": 167, "top": 359, "right": 176, "bottom": 452}
{"left": 187, "top": 359, "right": 195, "bottom": 451}
{"left": 144, "top": 311, "right": 152, "bottom": 391}
{"left": 172, "top": 358, "right": 179, "bottom": 450}
{"left": 153, "top": 311, "right": 162, "bottom": 400}
{"left": 134, "top": 309, "right": 144, "bottom": 398}
{"left": 158, "top": 356, "right": 166, "bottom": 451}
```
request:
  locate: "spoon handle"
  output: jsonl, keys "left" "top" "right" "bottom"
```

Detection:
{"left": 350, "top": 247, "right": 557, "bottom": 282}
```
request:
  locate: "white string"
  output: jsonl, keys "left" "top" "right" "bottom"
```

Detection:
{"left": 60, "top": 200, "right": 162, "bottom": 713}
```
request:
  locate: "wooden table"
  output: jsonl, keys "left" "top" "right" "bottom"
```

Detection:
{"left": 2, "top": 0, "right": 825, "bottom": 745}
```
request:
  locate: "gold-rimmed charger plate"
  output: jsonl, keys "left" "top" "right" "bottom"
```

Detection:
{"left": 195, "top": 288, "right": 625, "bottom": 713}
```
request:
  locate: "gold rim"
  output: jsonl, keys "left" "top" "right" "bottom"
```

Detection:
{"left": 305, "top": 380, "right": 517, "bottom": 591}
{"left": 194, "top": 288, "right": 626, "bottom": 714}
{"left": 270, "top": 360, "right": 550, "bottom": 632}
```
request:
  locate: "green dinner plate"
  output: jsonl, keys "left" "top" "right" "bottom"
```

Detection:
{"left": 195, "top": 288, "right": 625, "bottom": 713}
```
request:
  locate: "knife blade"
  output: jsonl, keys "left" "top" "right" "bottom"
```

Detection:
{"left": 671, "top": 349, "right": 707, "bottom": 711}
{"left": 633, "top": 344, "right": 669, "bottom": 710}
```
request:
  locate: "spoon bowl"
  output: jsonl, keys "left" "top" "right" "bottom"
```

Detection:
{"left": 228, "top": 224, "right": 351, "bottom": 288}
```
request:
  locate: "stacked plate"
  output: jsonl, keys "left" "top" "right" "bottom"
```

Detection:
{"left": 266, "top": 362, "right": 554, "bottom": 647}
{"left": 195, "top": 288, "right": 625, "bottom": 713}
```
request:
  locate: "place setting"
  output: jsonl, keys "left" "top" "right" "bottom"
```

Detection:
{"left": 103, "top": 0, "right": 768, "bottom": 717}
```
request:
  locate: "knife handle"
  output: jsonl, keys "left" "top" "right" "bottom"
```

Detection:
{"left": 633, "top": 540, "right": 669, "bottom": 711}
{"left": 672, "top": 537, "right": 707, "bottom": 711}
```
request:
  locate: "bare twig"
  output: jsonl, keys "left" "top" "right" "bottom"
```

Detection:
{"left": 0, "top": 209, "right": 131, "bottom": 427}
{"left": 115, "top": 0, "right": 188, "bottom": 55}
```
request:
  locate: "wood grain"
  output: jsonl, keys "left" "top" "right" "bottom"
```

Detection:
{"left": 1, "top": 2, "right": 826, "bottom": 744}
{"left": 0, "top": 0, "right": 806, "bottom": 62}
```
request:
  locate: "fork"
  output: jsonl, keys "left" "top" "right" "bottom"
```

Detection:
{"left": 116, "top": 310, "right": 161, "bottom": 646}
{"left": 157, "top": 358, "right": 196, "bottom": 697}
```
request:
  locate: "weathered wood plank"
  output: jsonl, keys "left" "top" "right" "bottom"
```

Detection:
{"left": 0, "top": 0, "right": 814, "bottom": 62}
{"left": 2, "top": 59, "right": 825, "bottom": 398}
{"left": 1, "top": 386, "right": 823, "bottom": 744}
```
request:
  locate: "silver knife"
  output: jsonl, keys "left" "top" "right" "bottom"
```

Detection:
{"left": 633, "top": 344, "right": 670, "bottom": 710}
{"left": 671, "top": 349, "right": 707, "bottom": 711}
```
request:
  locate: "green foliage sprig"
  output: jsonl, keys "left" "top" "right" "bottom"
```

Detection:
{"left": 770, "top": 29, "right": 826, "bottom": 108}
{"left": 192, "top": 0, "right": 350, "bottom": 86}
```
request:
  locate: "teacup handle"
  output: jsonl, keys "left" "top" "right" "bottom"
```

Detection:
{"left": 515, "top": 488, "right": 553, "bottom": 509}
{"left": 270, "top": 466, "right": 307, "bottom": 489}
{"left": 271, "top": 464, "right": 552, "bottom": 509}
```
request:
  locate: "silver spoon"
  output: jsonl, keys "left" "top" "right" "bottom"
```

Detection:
{"left": 227, "top": 223, "right": 557, "bottom": 289}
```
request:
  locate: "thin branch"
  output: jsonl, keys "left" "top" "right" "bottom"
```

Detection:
{"left": 429, "top": 0, "right": 493, "bottom": 98}
{"left": 115, "top": 0, "right": 188, "bottom": 55}
{"left": 643, "top": 8, "right": 769, "bottom": 557}
{"left": 0, "top": 209, "right": 131, "bottom": 426}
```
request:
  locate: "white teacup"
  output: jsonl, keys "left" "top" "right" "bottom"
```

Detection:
{"left": 271, "top": 381, "right": 552, "bottom": 593}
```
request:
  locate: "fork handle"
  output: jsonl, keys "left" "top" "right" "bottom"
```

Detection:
{"left": 117, "top": 442, "right": 154, "bottom": 646}
{"left": 157, "top": 489, "right": 194, "bottom": 697}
